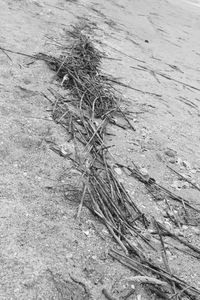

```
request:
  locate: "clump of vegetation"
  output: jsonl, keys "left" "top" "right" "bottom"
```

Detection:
{"left": 39, "top": 27, "right": 117, "bottom": 117}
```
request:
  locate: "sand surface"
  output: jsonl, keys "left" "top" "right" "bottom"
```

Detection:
{"left": 0, "top": 0, "right": 200, "bottom": 299}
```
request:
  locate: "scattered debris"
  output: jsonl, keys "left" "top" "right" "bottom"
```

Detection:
{"left": 171, "top": 180, "right": 190, "bottom": 190}
{"left": 167, "top": 165, "right": 200, "bottom": 192}
{"left": 118, "top": 162, "right": 200, "bottom": 212}
{"left": 41, "top": 22, "right": 200, "bottom": 300}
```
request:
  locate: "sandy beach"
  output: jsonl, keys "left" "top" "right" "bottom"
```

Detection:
{"left": 0, "top": 0, "right": 200, "bottom": 299}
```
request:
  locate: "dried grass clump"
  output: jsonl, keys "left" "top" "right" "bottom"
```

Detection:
{"left": 58, "top": 34, "right": 101, "bottom": 78}
{"left": 39, "top": 30, "right": 116, "bottom": 117}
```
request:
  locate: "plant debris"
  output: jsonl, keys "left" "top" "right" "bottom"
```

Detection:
{"left": 40, "top": 22, "right": 200, "bottom": 300}
{"left": 37, "top": 27, "right": 118, "bottom": 118}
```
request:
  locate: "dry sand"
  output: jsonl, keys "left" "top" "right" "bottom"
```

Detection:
{"left": 0, "top": 0, "right": 200, "bottom": 299}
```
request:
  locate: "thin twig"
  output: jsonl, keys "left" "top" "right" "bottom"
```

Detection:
{"left": 167, "top": 165, "right": 200, "bottom": 193}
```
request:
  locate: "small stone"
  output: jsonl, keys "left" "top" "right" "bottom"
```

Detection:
{"left": 182, "top": 225, "right": 188, "bottom": 230}
{"left": 167, "top": 210, "right": 174, "bottom": 218}
{"left": 166, "top": 250, "right": 172, "bottom": 257}
{"left": 148, "top": 229, "right": 156, "bottom": 234}
{"left": 171, "top": 180, "right": 181, "bottom": 190}
{"left": 102, "top": 228, "right": 109, "bottom": 235}
{"left": 139, "top": 167, "right": 150, "bottom": 182}
{"left": 45, "top": 136, "right": 54, "bottom": 143}
{"left": 131, "top": 284, "right": 135, "bottom": 290}
{"left": 114, "top": 167, "right": 122, "bottom": 175}
{"left": 83, "top": 230, "right": 90, "bottom": 236}
{"left": 60, "top": 142, "right": 74, "bottom": 156}
{"left": 164, "top": 149, "right": 176, "bottom": 158}
{"left": 169, "top": 157, "right": 176, "bottom": 164}
{"left": 140, "top": 167, "right": 148, "bottom": 176}
{"left": 165, "top": 222, "right": 173, "bottom": 232}
{"left": 182, "top": 160, "right": 191, "bottom": 170}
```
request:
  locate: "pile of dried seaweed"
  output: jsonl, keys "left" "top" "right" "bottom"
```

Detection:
{"left": 41, "top": 24, "right": 200, "bottom": 300}
{"left": 39, "top": 27, "right": 117, "bottom": 118}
